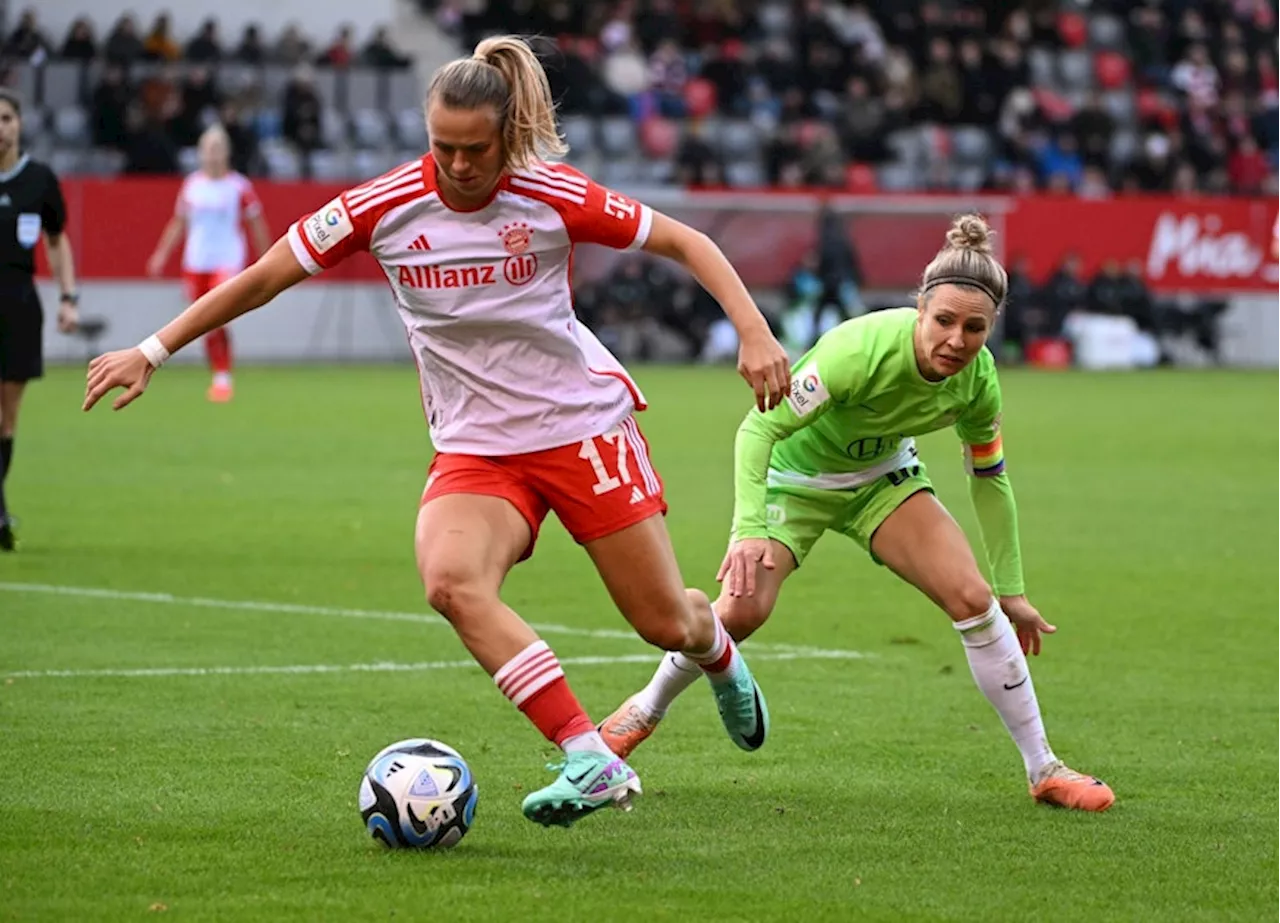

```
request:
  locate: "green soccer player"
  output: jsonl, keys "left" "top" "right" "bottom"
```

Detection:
{"left": 601, "top": 214, "right": 1114, "bottom": 812}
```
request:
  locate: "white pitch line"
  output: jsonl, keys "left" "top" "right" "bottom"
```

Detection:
{"left": 0, "top": 582, "right": 868, "bottom": 659}
{"left": 3, "top": 650, "right": 865, "bottom": 681}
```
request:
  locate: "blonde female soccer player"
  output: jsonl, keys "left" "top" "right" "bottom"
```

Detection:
{"left": 600, "top": 215, "right": 1115, "bottom": 813}
{"left": 85, "top": 36, "right": 791, "bottom": 829}
{"left": 147, "top": 124, "right": 272, "bottom": 402}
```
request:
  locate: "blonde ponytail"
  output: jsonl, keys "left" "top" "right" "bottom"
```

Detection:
{"left": 428, "top": 35, "right": 566, "bottom": 171}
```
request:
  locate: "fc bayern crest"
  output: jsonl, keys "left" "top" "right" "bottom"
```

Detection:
{"left": 500, "top": 222, "right": 532, "bottom": 255}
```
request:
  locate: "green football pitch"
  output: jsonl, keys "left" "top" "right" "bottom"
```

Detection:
{"left": 1, "top": 364, "right": 1276, "bottom": 922}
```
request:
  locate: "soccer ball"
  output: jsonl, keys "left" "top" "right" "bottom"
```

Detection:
{"left": 359, "top": 738, "right": 478, "bottom": 849}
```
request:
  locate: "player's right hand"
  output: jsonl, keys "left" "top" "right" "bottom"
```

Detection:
{"left": 146, "top": 253, "right": 165, "bottom": 277}
{"left": 83, "top": 348, "right": 155, "bottom": 412}
{"left": 717, "top": 538, "right": 775, "bottom": 598}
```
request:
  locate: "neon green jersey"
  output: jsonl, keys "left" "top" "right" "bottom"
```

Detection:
{"left": 733, "top": 308, "right": 1024, "bottom": 595}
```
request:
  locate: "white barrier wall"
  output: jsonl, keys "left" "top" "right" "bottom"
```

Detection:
{"left": 39, "top": 281, "right": 413, "bottom": 365}
{"left": 31, "top": 0, "right": 398, "bottom": 49}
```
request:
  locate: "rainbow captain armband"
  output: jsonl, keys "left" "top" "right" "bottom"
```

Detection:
{"left": 964, "top": 436, "right": 1005, "bottom": 477}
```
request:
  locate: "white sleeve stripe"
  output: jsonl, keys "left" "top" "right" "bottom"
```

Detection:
{"left": 626, "top": 204, "right": 654, "bottom": 252}
{"left": 507, "top": 177, "right": 586, "bottom": 205}
{"left": 348, "top": 181, "right": 426, "bottom": 217}
{"left": 286, "top": 223, "right": 322, "bottom": 275}
{"left": 347, "top": 162, "right": 423, "bottom": 205}
{"left": 521, "top": 165, "right": 589, "bottom": 193}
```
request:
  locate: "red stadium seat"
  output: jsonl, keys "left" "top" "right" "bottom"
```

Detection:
{"left": 1024, "top": 338, "right": 1073, "bottom": 369}
{"left": 683, "top": 77, "right": 718, "bottom": 119}
{"left": 1094, "top": 51, "right": 1131, "bottom": 90}
{"left": 843, "top": 162, "right": 878, "bottom": 193}
{"left": 1057, "top": 12, "right": 1088, "bottom": 48}
{"left": 639, "top": 117, "right": 679, "bottom": 158}
{"left": 1033, "top": 87, "right": 1076, "bottom": 123}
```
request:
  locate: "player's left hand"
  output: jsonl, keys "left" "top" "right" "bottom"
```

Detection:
{"left": 737, "top": 328, "right": 791, "bottom": 413}
{"left": 57, "top": 303, "right": 79, "bottom": 334}
{"left": 999, "top": 595, "right": 1056, "bottom": 656}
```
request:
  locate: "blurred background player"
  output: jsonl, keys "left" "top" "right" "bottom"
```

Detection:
{"left": 601, "top": 215, "right": 1115, "bottom": 814}
{"left": 146, "top": 123, "right": 270, "bottom": 402}
{"left": 84, "top": 36, "right": 791, "bottom": 828}
{"left": 0, "top": 88, "right": 80, "bottom": 551}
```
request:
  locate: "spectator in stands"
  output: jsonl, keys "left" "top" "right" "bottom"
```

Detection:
{"left": 186, "top": 19, "right": 223, "bottom": 64}
{"left": 59, "top": 18, "right": 97, "bottom": 62}
{"left": 104, "top": 15, "right": 145, "bottom": 66}
{"left": 1228, "top": 135, "right": 1269, "bottom": 194}
{"left": 1087, "top": 260, "right": 1128, "bottom": 319}
{"left": 219, "top": 101, "right": 265, "bottom": 177}
{"left": 143, "top": 13, "right": 181, "bottom": 62}
{"left": 674, "top": 120, "right": 722, "bottom": 187}
{"left": 917, "top": 37, "right": 962, "bottom": 124}
{"left": 839, "top": 75, "right": 886, "bottom": 162}
{"left": 122, "top": 104, "right": 180, "bottom": 175}
{"left": 274, "top": 24, "right": 312, "bottom": 66}
{"left": 999, "top": 254, "right": 1039, "bottom": 359}
{"left": 1172, "top": 44, "right": 1220, "bottom": 108}
{"left": 647, "top": 38, "right": 689, "bottom": 118}
{"left": 602, "top": 39, "right": 650, "bottom": 112}
{"left": 1071, "top": 93, "right": 1115, "bottom": 169}
{"left": 318, "top": 25, "right": 356, "bottom": 69}
{"left": 169, "top": 66, "right": 222, "bottom": 148}
{"left": 1039, "top": 253, "right": 1088, "bottom": 338}
{"left": 361, "top": 27, "right": 411, "bottom": 69}
{"left": 232, "top": 25, "right": 267, "bottom": 65}
{"left": 1118, "top": 259, "right": 1157, "bottom": 338}
{"left": 1077, "top": 165, "right": 1112, "bottom": 200}
{"left": 1128, "top": 3, "right": 1171, "bottom": 86}
{"left": 282, "top": 65, "right": 322, "bottom": 177}
{"left": 90, "top": 65, "right": 131, "bottom": 148}
{"left": 3, "top": 9, "right": 50, "bottom": 62}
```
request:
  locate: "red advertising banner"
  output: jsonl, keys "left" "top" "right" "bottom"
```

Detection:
{"left": 42, "top": 178, "right": 1279, "bottom": 295}
{"left": 1006, "top": 196, "right": 1279, "bottom": 291}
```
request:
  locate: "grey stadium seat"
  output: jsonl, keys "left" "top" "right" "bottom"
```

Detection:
{"left": 352, "top": 109, "right": 391, "bottom": 149}
{"left": 560, "top": 115, "right": 596, "bottom": 155}
{"left": 1058, "top": 50, "right": 1094, "bottom": 91}
{"left": 52, "top": 106, "right": 89, "bottom": 145}
{"left": 598, "top": 116, "right": 637, "bottom": 157}
{"left": 395, "top": 108, "right": 428, "bottom": 149}
{"left": 950, "top": 126, "right": 992, "bottom": 166}
{"left": 1089, "top": 14, "right": 1126, "bottom": 50}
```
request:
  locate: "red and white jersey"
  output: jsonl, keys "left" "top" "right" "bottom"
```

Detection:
{"left": 177, "top": 170, "right": 262, "bottom": 273}
{"left": 287, "top": 156, "right": 655, "bottom": 456}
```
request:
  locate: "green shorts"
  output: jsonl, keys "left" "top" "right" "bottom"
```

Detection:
{"left": 743, "top": 461, "right": 934, "bottom": 567}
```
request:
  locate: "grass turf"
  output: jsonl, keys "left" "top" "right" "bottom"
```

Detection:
{"left": 0, "top": 364, "right": 1275, "bottom": 922}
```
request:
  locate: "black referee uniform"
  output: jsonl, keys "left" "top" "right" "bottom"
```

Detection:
{"left": 0, "top": 152, "right": 67, "bottom": 383}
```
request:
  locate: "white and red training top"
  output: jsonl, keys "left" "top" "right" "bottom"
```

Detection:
{"left": 286, "top": 155, "right": 655, "bottom": 456}
{"left": 176, "top": 170, "right": 263, "bottom": 273}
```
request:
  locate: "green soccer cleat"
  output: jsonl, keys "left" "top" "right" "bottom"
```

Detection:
{"left": 710, "top": 653, "right": 770, "bottom": 751}
{"left": 521, "top": 750, "right": 642, "bottom": 829}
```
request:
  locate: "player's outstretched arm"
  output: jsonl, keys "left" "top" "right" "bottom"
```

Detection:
{"left": 643, "top": 212, "right": 790, "bottom": 412}
{"left": 84, "top": 237, "right": 309, "bottom": 412}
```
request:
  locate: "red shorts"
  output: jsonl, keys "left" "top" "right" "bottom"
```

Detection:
{"left": 422, "top": 417, "right": 667, "bottom": 560}
{"left": 183, "top": 269, "right": 236, "bottom": 301}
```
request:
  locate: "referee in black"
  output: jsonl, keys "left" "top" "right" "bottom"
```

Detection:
{"left": 0, "top": 88, "right": 81, "bottom": 550}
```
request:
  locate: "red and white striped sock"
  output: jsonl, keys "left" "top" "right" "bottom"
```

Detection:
{"left": 493, "top": 640, "right": 598, "bottom": 749}
{"left": 682, "top": 617, "right": 736, "bottom": 682}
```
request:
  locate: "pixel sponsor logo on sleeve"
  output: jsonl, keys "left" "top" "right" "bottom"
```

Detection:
{"left": 304, "top": 197, "right": 355, "bottom": 254}
{"left": 786, "top": 363, "right": 830, "bottom": 416}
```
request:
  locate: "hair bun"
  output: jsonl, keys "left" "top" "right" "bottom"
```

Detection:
{"left": 945, "top": 214, "right": 993, "bottom": 254}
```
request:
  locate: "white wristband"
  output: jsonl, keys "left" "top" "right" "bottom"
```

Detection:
{"left": 138, "top": 335, "right": 170, "bottom": 369}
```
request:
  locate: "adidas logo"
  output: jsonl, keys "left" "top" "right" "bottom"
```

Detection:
{"left": 629, "top": 486, "right": 645, "bottom": 505}
{"left": 407, "top": 234, "right": 431, "bottom": 251}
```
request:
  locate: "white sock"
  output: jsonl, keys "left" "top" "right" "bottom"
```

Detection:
{"left": 213, "top": 371, "right": 232, "bottom": 388}
{"left": 561, "top": 729, "right": 615, "bottom": 756}
{"left": 955, "top": 599, "right": 1057, "bottom": 779}
{"left": 632, "top": 651, "right": 703, "bottom": 718}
